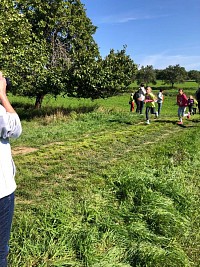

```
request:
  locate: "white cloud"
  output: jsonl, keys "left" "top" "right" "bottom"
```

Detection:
{"left": 98, "top": 14, "right": 137, "bottom": 24}
{"left": 137, "top": 54, "right": 200, "bottom": 71}
{"left": 97, "top": 12, "right": 168, "bottom": 24}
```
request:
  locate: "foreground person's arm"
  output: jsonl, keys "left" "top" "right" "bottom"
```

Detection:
{"left": 0, "top": 75, "right": 22, "bottom": 138}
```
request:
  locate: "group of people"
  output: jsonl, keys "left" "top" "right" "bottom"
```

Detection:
{"left": 129, "top": 83, "right": 200, "bottom": 125}
{"left": 176, "top": 88, "right": 198, "bottom": 124}
{"left": 129, "top": 83, "right": 164, "bottom": 124}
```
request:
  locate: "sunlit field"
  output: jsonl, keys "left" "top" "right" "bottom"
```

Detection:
{"left": 8, "top": 81, "right": 200, "bottom": 267}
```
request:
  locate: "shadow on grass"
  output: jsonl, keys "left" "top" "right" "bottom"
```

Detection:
{"left": 12, "top": 102, "right": 99, "bottom": 121}
{"left": 191, "top": 119, "right": 200, "bottom": 123}
{"left": 154, "top": 119, "right": 177, "bottom": 125}
{"left": 108, "top": 119, "right": 134, "bottom": 125}
{"left": 177, "top": 123, "right": 198, "bottom": 128}
{"left": 155, "top": 119, "right": 199, "bottom": 127}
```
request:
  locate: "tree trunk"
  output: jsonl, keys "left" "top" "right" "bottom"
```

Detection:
{"left": 35, "top": 94, "right": 44, "bottom": 109}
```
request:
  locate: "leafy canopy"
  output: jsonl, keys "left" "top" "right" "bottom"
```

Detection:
{"left": 162, "top": 64, "right": 187, "bottom": 88}
{"left": 0, "top": 0, "right": 137, "bottom": 107}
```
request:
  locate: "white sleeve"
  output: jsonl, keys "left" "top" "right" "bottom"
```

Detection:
{"left": 157, "top": 92, "right": 162, "bottom": 100}
{"left": 0, "top": 105, "right": 22, "bottom": 139}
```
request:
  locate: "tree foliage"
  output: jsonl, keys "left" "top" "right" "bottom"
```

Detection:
{"left": 102, "top": 47, "right": 137, "bottom": 94}
{"left": 136, "top": 65, "right": 156, "bottom": 86}
{"left": 188, "top": 70, "right": 200, "bottom": 85}
{"left": 66, "top": 46, "right": 137, "bottom": 99}
{"left": 0, "top": 0, "right": 98, "bottom": 107}
{"left": 0, "top": 1, "right": 39, "bottom": 88}
{"left": 162, "top": 64, "right": 187, "bottom": 88}
{"left": 17, "top": 0, "right": 100, "bottom": 107}
{"left": 0, "top": 0, "right": 137, "bottom": 107}
{"left": 155, "top": 69, "right": 166, "bottom": 81}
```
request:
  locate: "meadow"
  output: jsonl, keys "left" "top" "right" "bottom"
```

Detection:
{"left": 8, "top": 83, "right": 200, "bottom": 266}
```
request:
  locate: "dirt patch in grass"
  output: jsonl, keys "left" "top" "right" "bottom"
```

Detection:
{"left": 12, "top": 147, "right": 38, "bottom": 155}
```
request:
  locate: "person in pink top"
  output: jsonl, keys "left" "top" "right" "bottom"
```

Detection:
{"left": 176, "top": 88, "right": 190, "bottom": 124}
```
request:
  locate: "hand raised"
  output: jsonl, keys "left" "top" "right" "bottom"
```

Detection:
{"left": 0, "top": 72, "right": 7, "bottom": 97}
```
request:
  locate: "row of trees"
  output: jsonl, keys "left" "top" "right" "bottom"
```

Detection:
{"left": 136, "top": 65, "right": 200, "bottom": 88}
{"left": 0, "top": 0, "right": 199, "bottom": 108}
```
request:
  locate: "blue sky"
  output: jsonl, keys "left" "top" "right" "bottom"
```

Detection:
{"left": 81, "top": 0, "right": 200, "bottom": 71}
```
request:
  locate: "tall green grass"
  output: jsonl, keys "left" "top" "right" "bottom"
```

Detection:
{"left": 8, "top": 90, "right": 200, "bottom": 266}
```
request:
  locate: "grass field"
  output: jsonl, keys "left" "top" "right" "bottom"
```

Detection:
{"left": 130, "top": 80, "right": 199, "bottom": 90}
{"left": 7, "top": 85, "right": 200, "bottom": 267}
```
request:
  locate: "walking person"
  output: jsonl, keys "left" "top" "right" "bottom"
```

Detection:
{"left": 195, "top": 87, "right": 200, "bottom": 114}
{"left": 133, "top": 89, "right": 140, "bottom": 113}
{"left": 187, "top": 95, "right": 198, "bottom": 115}
{"left": 157, "top": 89, "right": 164, "bottom": 115}
{"left": 145, "top": 86, "right": 158, "bottom": 124}
{"left": 138, "top": 83, "right": 146, "bottom": 114}
{"left": 129, "top": 93, "right": 135, "bottom": 112}
{"left": 177, "top": 88, "right": 190, "bottom": 124}
{"left": 0, "top": 72, "right": 22, "bottom": 267}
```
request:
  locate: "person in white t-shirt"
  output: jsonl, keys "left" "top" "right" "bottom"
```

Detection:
{"left": 157, "top": 89, "right": 164, "bottom": 115}
{"left": 0, "top": 72, "right": 22, "bottom": 267}
{"left": 137, "top": 83, "right": 146, "bottom": 114}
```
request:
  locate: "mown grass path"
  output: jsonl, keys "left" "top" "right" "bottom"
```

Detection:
{"left": 13, "top": 117, "right": 197, "bottom": 200}
{"left": 10, "top": 108, "right": 200, "bottom": 266}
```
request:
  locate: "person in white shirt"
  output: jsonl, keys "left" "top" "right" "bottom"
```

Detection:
{"left": 0, "top": 72, "right": 22, "bottom": 267}
{"left": 157, "top": 89, "right": 164, "bottom": 115}
{"left": 138, "top": 83, "right": 146, "bottom": 114}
